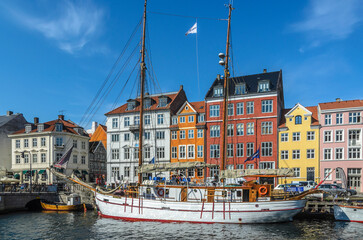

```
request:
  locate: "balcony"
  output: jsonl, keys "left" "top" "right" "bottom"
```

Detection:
{"left": 54, "top": 144, "right": 65, "bottom": 149}
{"left": 129, "top": 124, "right": 140, "bottom": 132}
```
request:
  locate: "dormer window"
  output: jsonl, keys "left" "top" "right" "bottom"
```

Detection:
{"left": 37, "top": 124, "right": 44, "bottom": 132}
{"left": 144, "top": 98, "right": 152, "bottom": 109}
{"left": 25, "top": 124, "right": 32, "bottom": 133}
{"left": 213, "top": 86, "right": 223, "bottom": 97}
{"left": 74, "top": 127, "right": 83, "bottom": 135}
{"left": 235, "top": 83, "right": 246, "bottom": 95}
{"left": 55, "top": 123, "right": 63, "bottom": 132}
{"left": 127, "top": 100, "right": 136, "bottom": 110}
{"left": 258, "top": 80, "right": 270, "bottom": 92}
{"left": 158, "top": 97, "right": 168, "bottom": 107}
{"left": 295, "top": 115, "right": 302, "bottom": 125}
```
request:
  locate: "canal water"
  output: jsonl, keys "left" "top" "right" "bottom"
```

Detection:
{"left": 1, "top": 211, "right": 362, "bottom": 239}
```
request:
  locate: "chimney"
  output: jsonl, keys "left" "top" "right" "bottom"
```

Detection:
{"left": 92, "top": 121, "right": 98, "bottom": 133}
{"left": 180, "top": 85, "right": 183, "bottom": 90}
{"left": 336, "top": 98, "right": 342, "bottom": 102}
{"left": 263, "top": 69, "right": 267, "bottom": 73}
{"left": 58, "top": 115, "right": 64, "bottom": 120}
{"left": 217, "top": 74, "right": 221, "bottom": 80}
{"left": 34, "top": 117, "right": 39, "bottom": 124}
{"left": 7, "top": 111, "right": 13, "bottom": 116}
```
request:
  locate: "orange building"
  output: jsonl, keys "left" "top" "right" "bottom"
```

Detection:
{"left": 170, "top": 101, "right": 206, "bottom": 182}
{"left": 90, "top": 124, "right": 107, "bottom": 148}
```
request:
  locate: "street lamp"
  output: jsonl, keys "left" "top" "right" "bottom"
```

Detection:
{"left": 22, "top": 151, "right": 32, "bottom": 193}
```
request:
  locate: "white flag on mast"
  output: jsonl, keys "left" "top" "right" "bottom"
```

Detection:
{"left": 185, "top": 22, "right": 197, "bottom": 35}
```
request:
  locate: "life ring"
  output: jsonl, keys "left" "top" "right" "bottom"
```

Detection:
{"left": 258, "top": 186, "right": 268, "bottom": 196}
{"left": 157, "top": 188, "right": 165, "bottom": 197}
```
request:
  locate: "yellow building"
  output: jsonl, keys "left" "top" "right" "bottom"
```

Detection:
{"left": 278, "top": 104, "right": 320, "bottom": 184}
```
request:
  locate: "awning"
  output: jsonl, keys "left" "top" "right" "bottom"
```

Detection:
{"left": 74, "top": 170, "right": 80, "bottom": 174}
{"left": 31, "top": 170, "right": 37, "bottom": 174}
{"left": 220, "top": 168, "right": 295, "bottom": 179}
{"left": 14, "top": 173, "right": 20, "bottom": 179}
{"left": 22, "top": 170, "right": 29, "bottom": 174}
{"left": 38, "top": 169, "right": 46, "bottom": 174}
{"left": 82, "top": 170, "right": 88, "bottom": 175}
{"left": 138, "top": 162, "right": 219, "bottom": 173}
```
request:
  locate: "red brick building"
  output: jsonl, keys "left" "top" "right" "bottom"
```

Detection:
{"left": 205, "top": 70, "right": 284, "bottom": 184}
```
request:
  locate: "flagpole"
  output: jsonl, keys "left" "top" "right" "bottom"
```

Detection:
{"left": 195, "top": 19, "right": 200, "bottom": 97}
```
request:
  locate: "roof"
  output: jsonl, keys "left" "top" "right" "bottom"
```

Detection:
{"left": 11, "top": 118, "right": 88, "bottom": 136}
{"left": 205, "top": 70, "right": 281, "bottom": 99}
{"left": 0, "top": 114, "right": 24, "bottom": 128}
{"left": 319, "top": 99, "right": 363, "bottom": 111}
{"left": 189, "top": 101, "right": 205, "bottom": 113}
{"left": 279, "top": 106, "right": 319, "bottom": 128}
{"left": 105, "top": 86, "right": 187, "bottom": 115}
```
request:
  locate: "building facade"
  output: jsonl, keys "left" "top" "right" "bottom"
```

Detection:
{"left": 170, "top": 101, "right": 206, "bottom": 182}
{"left": 9, "top": 115, "right": 89, "bottom": 184}
{"left": 89, "top": 141, "right": 107, "bottom": 184}
{"left": 319, "top": 99, "right": 363, "bottom": 192}
{"left": 278, "top": 104, "right": 320, "bottom": 184}
{"left": 105, "top": 86, "right": 187, "bottom": 184}
{"left": 205, "top": 70, "right": 284, "bottom": 184}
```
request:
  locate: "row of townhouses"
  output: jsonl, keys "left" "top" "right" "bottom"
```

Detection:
{"left": 105, "top": 69, "right": 363, "bottom": 192}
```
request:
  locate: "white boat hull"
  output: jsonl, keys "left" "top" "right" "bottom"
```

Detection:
{"left": 95, "top": 192, "right": 306, "bottom": 224}
{"left": 334, "top": 205, "right": 363, "bottom": 223}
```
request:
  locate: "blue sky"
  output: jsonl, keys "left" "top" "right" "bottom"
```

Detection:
{"left": 1, "top": 0, "right": 362, "bottom": 128}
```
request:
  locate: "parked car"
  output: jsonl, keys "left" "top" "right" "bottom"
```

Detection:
{"left": 318, "top": 184, "right": 357, "bottom": 196}
{"left": 291, "top": 181, "right": 317, "bottom": 191}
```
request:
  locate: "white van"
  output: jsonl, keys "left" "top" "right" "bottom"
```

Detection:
{"left": 291, "top": 181, "right": 317, "bottom": 191}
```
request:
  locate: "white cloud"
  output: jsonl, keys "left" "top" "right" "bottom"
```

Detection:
{"left": 292, "top": 0, "right": 362, "bottom": 48}
{"left": 7, "top": 1, "right": 104, "bottom": 54}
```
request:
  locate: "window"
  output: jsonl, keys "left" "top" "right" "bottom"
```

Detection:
{"left": 32, "top": 138, "right": 37, "bottom": 147}
{"left": 197, "top": 129, "right": 203, "bottom": 138}
{"left": 179, "top": 146, "right": 186, "bottom": 159}
{"left": 188, "top": 130, "right": 194, "bottom": 139}
{"left": 349, "top": 112, "right": 361, "bottom": 124}
{"left": 325, "top": 114, "right": 332, "bottom": 125}
{"left": 214, "top": 87, "right": 223, "bottom": 97}
{"left": 144, "top": 99, "right": 151, "bottom": 109}
{"left": 259, "top": 162, "right": 274, "bottom": 169}
{"left": 180, "top": 130, "right": 186, "bottom": 139}
{"left": 281, "top": 150, "right": 288, "bottom": 160}
{"left": 198, "top": 114, "right": 205, "bottom": 123}
{"left": 210, "top": 166, "right": 220, "bottom": 176}
{"left": 41, "top": 153, "right": 46, "bottom": 163}
{"left": 236, "top": 103, "right": 244, "bottom": 115}
{"left": 246, "top": 122, "right": 254, "bottom": 135}
{"left": 295, "top": 115, "right": 302, "bottom": 125}
{"left": 281, "top": 133, "right": 288, "bottom": 142}
{"left": 294, "top": 168, "right": 300, "bottom": 177}
{"left": 261, "top": 142, "right": 272, "bottom": 156}
{"left": 336, "top": 113, "right": 343, "bottom": 125}
{"left": 24, "top": 154, "right": 29, "bottom": 163}
{"left": 124, "top": 167, "right": 130, "bottom": 177}
{"left": 157, "top": 114, "right": 164, "bottom": 125}
{"left": 188, "top": 145, "right": 195, "bottom": 158}
{"left": 73, "top": 155, "right": 77, "bottom": 164}
{"left": 246, "top": 164, "right": 254, "bottom": 169}
{"left": 228, "top": 103, "right": 234, "bottom": 116}
{"left": 227, "top": 164, "right": 234, "bottom": 170}
{"left": 37, "top": 124, "right": 44, "bottom": 132}
{"left": 349, "top": 130, "right": 361, "bottom": 146}
{"left": 55, "top": 137, "right": 63, "bottom": 146}
{"left": 209, "top": 105, "right": 220, "bottom": 117}
{"left": 180, "top": 116, "right": 185, "bottom": 123}
{"left": 172, "top": 117, "right": 178, "bottom": 125}
{"left": 82, "top": 141, "right": 86, "bottom": 149}
{"left": 156, "top": 131, "right": 165, "bottom": 140}
{"left": 81, "top": 156, "right": 86, "bottom": 164}
{"left": 307, "top": 131, "right": 315, "bottom": 141}
{"left": 144, "top": 131, "right": 150, "bottom": 140}
{"left": 227, "top": 124, "right": 234, "bottom": 136}
{"left": 324, "top": 131, "right": 332, "bottom": 142}
{"left": 236, "top": 143, "right": 244, "bottom": 157}
{"left": 144, "top": 147, "right": 150, "bottom": 159}
{"left": 246, "top": 143, "right": 254, "bottom": 157}
{"left": 197, "top": 168, "right": 203, "bottom": 177}
{"left": 324, "top": 149, "right": 332, "bottom": 160}
{"left": 348, "top": 148, "right": 361, "bottom": 159}
{"left": 124, "top": 133, "right": 130, "bottom": 141}
{"left": 247, "top": 102, "right": 254, "bottom": 114}
{"left": 236, "top": 123, "right": 244, "bottom": 136}
{"left": 237, "top": 164, "right": 244, "bottom": 170}
{"left": 24, "top": 139, "right": 29, "bottom": 148}
{"left": 235, "top": 83, "right": 246, "bottom": 95}
{"left": 73, "top": 140, "right": 78, "bottom": 148}
{"left": 261, "top": 100, "right": 273, "bottom": 113}
{"left": 124, "top": 148, "right": 130, "bottom": 159}
{"left": 336, "top": 130, "right": 343, "bottom": 142}
{"left": 210, "top": 144, "right": 220, "bottom": 158}
{"left": 157, "top": 147, "right": 165, "bottom": 159}
{"left": 111, "top": 149, "right": 119, "bottom": 160}
{"left": 188, "top": 115, "right": 194, "bottom": 123}
{"left": 134, "top": 116, "right": 140, "bottom": 125}
{"left": 134, "top": 148, "right": 139, "bottom": 159}
{"left": 292, "top": 132, "right": 300, "bottom": 141}
{"left": 292, "top": 150, "right": 300, "bottom": 159}
{"left": 324, "top": 168, "right": 332, "bottom": 180}
{"left": 124, "top": 117, "right": 130, "bottom": 127}
{"left": 25, "top": 125, "right": 32, "bottom": 133}
{"left": 111, "top": 134, "right": 119, "bottom": 142}
{"left": 261, "top": 122, "right": 272, "bottom": 135}
{"left": 258, "top": 81, "right": 270, "bottom": 92}
{"left": 171, "top": 147, "right": 177, "bottom": 159}
{"left": 111, "top": 167, "right": 120, "bottom": 180}
{"left": 15, "top": 140, "right": 20, "bottom": 148}
{"left": 336, "top": 148, "right": 343, "bottom": 160}
{"left": 171, "top": 131, "right": 177, "bottom": 140}
{"left": 188, "top": 169, "right": 195, "bottom": 177}
{"left": 348, "top": 168, "right": 361, "bottom": 189}
{"left": 210, "top": 125, "right": 220, "bottom": 137}
{"left": 159, "top": 97, "right": 167, "bottom": 107}
{"left": 144, "top": 115, "right": 151, "bottom": 125}
{"left": 32, "top": 154, "right": 37, "bottom": 163}
{"left": 227, "top": 144, "right": 234, "bottom": 158}
{"left": 307, "top": 149, "right": 315, "bottom": 159}
{"left": 55, "top": 123, "right": 63, "bottom": 132}
{"left": 197, "top": 145, "right": 203, "bottom": 158}
{"left": 112, "top": 118, "right": 118, "bottom": 128}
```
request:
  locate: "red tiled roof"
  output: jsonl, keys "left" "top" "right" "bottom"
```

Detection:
{"left": 279, "top": 106, "right": 319, "bottom": 128}
{"left": 319, "top": 99, "right": 363, "bottom": 110}
{"left": 190, "top": 101, "right": 205, "bottom": 113}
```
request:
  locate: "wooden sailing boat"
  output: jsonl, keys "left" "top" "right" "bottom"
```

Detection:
{"left": 94, "top": 1, "right": 315, "bottom": 224}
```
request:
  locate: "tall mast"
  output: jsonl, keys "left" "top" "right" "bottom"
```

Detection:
{"left": 221, "top": 4, "right": 232, "bottom": 174}
{"left": 138, "top": 0, "right": 147, "bottom": 184}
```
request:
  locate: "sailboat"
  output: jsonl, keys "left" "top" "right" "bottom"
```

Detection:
{"left": 94, "top": 0, "right": 316, "bottom": 224}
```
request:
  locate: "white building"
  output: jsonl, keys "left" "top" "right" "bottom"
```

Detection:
{"left": 105, "top": 86, "right": 187, "bottom": 184}
{"left": 8, "top": 115, "right": 90, "bottom": 185}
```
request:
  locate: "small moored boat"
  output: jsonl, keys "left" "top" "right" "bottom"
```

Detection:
{"left": 334, "top": 205, "right": 363, "bottom": 223}
{"left": 41, "top": 193, "right": 84, "bottom": 211}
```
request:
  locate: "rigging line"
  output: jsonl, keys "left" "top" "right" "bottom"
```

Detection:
{"left": 145, "top": 49, "right": 162, "bottom": 94}
{"left": 148, "top": 11, "right": 227, "bottom": 21}
{"left": 145, "top": 26, "right": 162, "bottom": 94}
{"left": 79, "top": 18, "right": 142, "bottom": 126}
{"left": 195, "top": 18, "right": 200, "bottom": 99}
